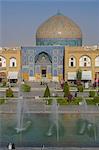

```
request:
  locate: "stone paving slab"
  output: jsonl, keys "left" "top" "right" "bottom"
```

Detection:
{"left": 0, "top": 147, "right": 99, "bottom": 150}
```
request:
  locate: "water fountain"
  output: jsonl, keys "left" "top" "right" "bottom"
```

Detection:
{"left": 82, "top": 98, "right": 88, "bottom": 112}
{"left": 0, "top": 98, "right": 99, "bottom": 147}
{"left": 15, "top": 70, "right": 31, "bottom": 133}
{"left": 77, "top": 97, "right": 97, "bottom": 141}
{"left": 47, "top": 99, "right": 59, "bottom": 141}
{"left": 15, "top": 98, "right": 31, "bottom": 133}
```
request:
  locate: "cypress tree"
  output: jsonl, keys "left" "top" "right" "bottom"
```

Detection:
{"left": 44, "top": 85, "right": 50, "bottom": 97}
{"left": 76, "top": 69, "right": 82, "bottom": 85}
{"left": 63, "top": 82, "right": 70, "bottom": 97}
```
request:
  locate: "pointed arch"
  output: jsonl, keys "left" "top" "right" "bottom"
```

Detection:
{"left": 95, "top": 56, "right": 99, "bottom": 67}
{"left": 69, "top": 56, "right": 76, "bottom": 67}
{"left": 79, "top": 55, "right": 91, "bottom": 67}
{"left": 0, "top": 55, "right": 6, "bottom": 67}
{"left": 35, "top": 51, "right": 52, "bottom": 64}
{"left": 10, "top": 57, "right": 17, "bottom": 67}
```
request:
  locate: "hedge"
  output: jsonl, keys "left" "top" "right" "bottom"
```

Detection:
{"left": 89, "top": 91, "right": 95, "bottom": 97}
{"left": 0, "top": 98, "right": 5, "bottom": 104}
{"left": 21, "top": 84, "right": 31, "bottom": 92}
{"left": 6, "top": 88, "right": 14, "bottom": 97}
{"left": 94, "top": 96, "right": 99, "bottom": 103}
{"left": 77, "top": 85, "right": 84, "bottom": 92}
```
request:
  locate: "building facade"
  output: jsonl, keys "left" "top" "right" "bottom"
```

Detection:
{"left": 0, "top": 47, "right": 21, "bottom": 83}
{"left": 64, "top": 46, "right": 99, "bottom": 83}
{"left": 22, "top": 46, "right": 64, "bottom": 81}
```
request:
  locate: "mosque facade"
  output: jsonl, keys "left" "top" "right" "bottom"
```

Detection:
{"left": 21, "top": 13, "right": 83, "bottom": 82}
{"left": 22, "top": 46, "right": 64, "bottom": 81}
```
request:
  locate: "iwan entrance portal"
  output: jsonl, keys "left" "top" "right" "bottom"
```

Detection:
{"left": 35, "top": 52, "right": 52, "bottom": 80}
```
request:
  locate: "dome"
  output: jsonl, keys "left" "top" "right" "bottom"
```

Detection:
{"left": 36, "top": 13, "right": 82, "bottom": 46}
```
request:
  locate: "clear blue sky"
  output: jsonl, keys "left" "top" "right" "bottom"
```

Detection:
{"left": 0, "top": 0, "right": 99, "bottom": 46}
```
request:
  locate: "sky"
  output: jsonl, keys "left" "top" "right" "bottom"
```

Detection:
{"left": 0, "top": 0, "right": 99, "bottom": 47}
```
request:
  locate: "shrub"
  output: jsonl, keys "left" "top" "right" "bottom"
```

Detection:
{"left": 6, "top": 88, "right": 14, "bottom": 97}
{"left": 94, "top": 96, "right": 99, "bottom": 103}
{"left": 77, "top": 85, "right": 84, "bottom": 92}
{"left": 86, "top": 99, "right": 95, "bottom": 105}
{"left": 63, "top": 82, "right": 70, "bottom": 97}
{"left": 70, "top": 97, "right": 82, "bottom": 105}
{"left": 89, "top": 91, "right": 95, "bottom": 97}
{"left": 21, "top": 84, "right": 31, "bottom": 92}
{"left": 46, "top": 98, "right": 52, "bottom": 105}
{"left": 0, "top": 98, "right": 5, "bottom": 104}
{"left": 57, "top": 98, "right": 68, "bottom": 105}
{"left": 44, "top": 85, "right": 50, "bottom": 97}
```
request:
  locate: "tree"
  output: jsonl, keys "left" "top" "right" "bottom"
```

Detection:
{"left": 76, "top": 69, "right": 82, "bottom": 85}
{"left": 63, "top": 82, "right": 70, "bottom": 97}
{"left": 6, "top": 88, "right": 14, "bottom": 97}
{"left": 44, "top": 85, "right": 50, "bottom": 97}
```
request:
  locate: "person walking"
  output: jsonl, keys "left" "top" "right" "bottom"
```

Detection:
{"left": 7, "top": 143, "right": 12, "bottom": 150}
{"left": 41, "top": 144, "right": 45, "bottom": 150}
{"left": 12, "top": 143, "right": 15, "bottom": 149}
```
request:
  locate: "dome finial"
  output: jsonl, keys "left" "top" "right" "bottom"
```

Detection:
{"left": 57, "top": 9, "right": 62, "bottom": 16}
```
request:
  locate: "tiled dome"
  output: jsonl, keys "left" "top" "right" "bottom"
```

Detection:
{"left": 36, "top": 13, "right": 82, "bottom": 46}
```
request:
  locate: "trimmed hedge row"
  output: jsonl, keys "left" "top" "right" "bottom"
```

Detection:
{"left": 45, "top": 96, "right": 99, "bottom": 105}
{"left": 21, "top": 84, "right": 31, "bottom": 92}
{"left": 45, "top": 97, "right": 82, "bottom": 105}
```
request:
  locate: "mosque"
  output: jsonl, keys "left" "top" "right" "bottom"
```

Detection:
{"left": 21, "top": 12, "right": 82, "bottom": 82}
{"left": 0, "top": 13, "right": 99, "bottom": 83}
{"left": 21, "top": 12, "right": 99, "bottom": 83}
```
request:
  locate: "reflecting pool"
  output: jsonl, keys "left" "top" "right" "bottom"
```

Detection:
{"left": 0, "top": 113, "right": 99, "bottom": 147}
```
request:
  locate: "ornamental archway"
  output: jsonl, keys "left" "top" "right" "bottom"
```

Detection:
{"left": 35, "top": 52, "right": 52, "bottom": 80}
